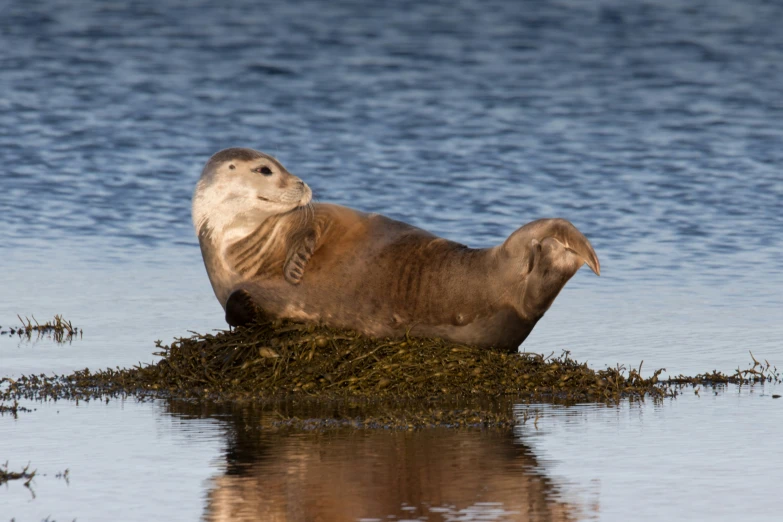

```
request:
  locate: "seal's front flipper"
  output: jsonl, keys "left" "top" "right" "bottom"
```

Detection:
{"left": 284, "top": 231, "right": 316, "bottom": 285}
{"left": 225, "top": 289, "right": 259, "bottom": 327}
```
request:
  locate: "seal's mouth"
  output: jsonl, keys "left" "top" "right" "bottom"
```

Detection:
{"left": 299, "top": 188, "right": 313, "bottom": 206}
{"left": 257, "top": 186, "right": 311, "bottom": 206}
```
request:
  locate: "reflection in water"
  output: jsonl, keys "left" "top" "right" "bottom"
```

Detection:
{"left": 164, "top": 401, "right": 582, "bottom": 522}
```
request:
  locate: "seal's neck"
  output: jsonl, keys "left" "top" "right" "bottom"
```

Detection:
{"left": 193, "top": 185, "right": 280, "bottom": 307}
{"left": 192, "top": 178, "right": 277, "bottom": 252}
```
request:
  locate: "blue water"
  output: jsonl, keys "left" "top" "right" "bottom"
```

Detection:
{"left": 1, "top": 0, "right": 781, "bottom": 520}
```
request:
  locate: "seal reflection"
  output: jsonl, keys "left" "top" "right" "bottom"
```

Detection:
{"left": 164, "top": 401, "right": 581, "bottom": 522}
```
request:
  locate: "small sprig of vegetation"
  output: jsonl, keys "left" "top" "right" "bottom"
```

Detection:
{"left": 1, "top": 315, "right": 81, "bottom": 342}
{"left": 666, "top": 351, "right": 779, "bottom": 387}
{"left": 0, "top": 400, "right": 33, "bottom": 418}
{"left": 0, "top": 461, "right": 36, "bottom": 488}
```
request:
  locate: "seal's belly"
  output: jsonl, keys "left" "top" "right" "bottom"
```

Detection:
{"left": 286, "top": 299, "right": 535, "bottom": 353}
{"left": 257, "top": 253, "right": 532, "bottom": 352}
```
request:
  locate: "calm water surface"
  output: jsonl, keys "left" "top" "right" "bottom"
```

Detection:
{"left": 1, "top": 0, "right": 781, "bottom": 520}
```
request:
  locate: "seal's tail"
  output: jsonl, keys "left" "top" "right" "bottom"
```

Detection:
{"left": 502, "top": 218, "right": 600, "bottom": 276}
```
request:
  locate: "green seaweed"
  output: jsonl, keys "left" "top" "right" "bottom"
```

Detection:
{"left": 2, "top": 319, "right": 778, "bottom": 430}
{"left": 0, "top": 400, "right": 33, "bottom": 418}
{"left": 1, "top": 314, "right": 81, "bottom": 342}
{"left": 4, "top": 319, "right": 779, "bottom": 401}
{"left": 0, "top": 461, "right": 35, "bottom": 487}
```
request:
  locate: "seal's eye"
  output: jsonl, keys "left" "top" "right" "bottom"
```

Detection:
{"left": 254, "top": 166, "right": 273, "bottom": 176}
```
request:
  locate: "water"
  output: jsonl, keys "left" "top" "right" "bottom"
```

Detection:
{"left": 1, "top": 0, "right": 781, "bottom": 519}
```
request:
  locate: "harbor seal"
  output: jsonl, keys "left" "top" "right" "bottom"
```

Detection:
{"left": 193, "top": 148, "right": 600, "bottom": 352}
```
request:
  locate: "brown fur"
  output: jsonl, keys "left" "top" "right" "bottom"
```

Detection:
{"left": 208, "top": 203, "right": 600, "bottom": 352}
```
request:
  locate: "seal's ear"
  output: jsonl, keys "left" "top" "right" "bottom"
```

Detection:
{"left": 502, "top": 218, "right": 600, "bottom": 276}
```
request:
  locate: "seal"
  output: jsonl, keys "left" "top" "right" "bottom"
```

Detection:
{"left": 193, "top": 147, "right": 600, "bottom": 352}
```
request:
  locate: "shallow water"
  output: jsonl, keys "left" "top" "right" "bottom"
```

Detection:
{"left": 1, "top": 0, "right": 782, "bottom": 520}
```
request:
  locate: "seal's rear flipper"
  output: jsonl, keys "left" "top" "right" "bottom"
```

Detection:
{"left": 503, "top": 218, "right": 600, "bottom": 276}
{"left": 225, "top": 289, "right": 259, "bottom": 327}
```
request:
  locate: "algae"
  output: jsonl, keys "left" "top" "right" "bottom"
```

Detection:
{"left": 1, "top": 314, "right": 81, "bottom": 342}
{"left": 0, "top": 462, "right": 35, "bottom": 487}
{"left": 1, "top": 319, "right": 779, "bottom": 430}
{"left": 0, "top": 400, "right": 33, "bottom": 418}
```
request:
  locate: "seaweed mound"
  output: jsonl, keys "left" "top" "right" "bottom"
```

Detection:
{"left": 5, "top": 320, "right": 780, "bottom": 404}
{"left": 2, "top": 320, "right": 779, "bottom": 429}
{"left": 150, "top": 321, "right": 674, "bottom": 400}
{"left": 4, "top": 320, "right": 676, "bottom": 403}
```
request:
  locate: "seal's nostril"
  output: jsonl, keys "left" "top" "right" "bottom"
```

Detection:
{"left": 297, "top": 180, "right": 305, "bottom": 187}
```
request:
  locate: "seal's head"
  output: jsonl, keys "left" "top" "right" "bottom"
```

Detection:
{"left": 192, "top": 148, "right": 312, "bottom": 243}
